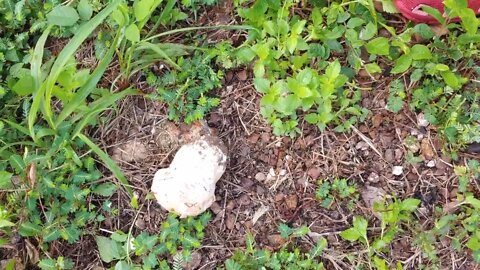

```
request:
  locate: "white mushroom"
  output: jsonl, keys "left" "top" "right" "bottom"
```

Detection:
{"left": 151, "top": 137, "right": 227, "bottom": 218}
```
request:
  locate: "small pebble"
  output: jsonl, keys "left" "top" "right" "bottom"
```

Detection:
{"left": 255, "top": 172, "right": 266, "bottom": 181}
{"left": 210, "top": 202, "right": 222, "bottom": 214}
{"left": 367, "top": 172, "right": 380, "bottom": 183}
{"left": 426, "top": 160, "right": 436, "bottom": 168}
{"left": 392, "top": 166, "right": 404, "bottom": 176}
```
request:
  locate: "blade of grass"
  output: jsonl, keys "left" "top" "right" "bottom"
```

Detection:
{"left": 28, "top": 26, "right": 51, "bottom": 141}
{"left": 146, "top": 0, "right": 176, "bottom": 37}
{"left": 72, "top": 88, "right": 137, "bottom": 138}
{"left": 2, "top": 119, "right": 30, "bottom": 136}
{"left": 77, "top": 133, "right": 133, "bottom": 197}
{"left": 43, "top": 0, "right": 122, "bottom": 129}
{"left": 135, "top": 42, "right": 181, "bottom": 69}
{"left": 55, "top": 30, "right": 121, "bottom": 127}
{"left": 143, "top": 25, "right": 255, "bottom": 42}
{"left": 31, "top": 25, "right": 52, "bottom": 92}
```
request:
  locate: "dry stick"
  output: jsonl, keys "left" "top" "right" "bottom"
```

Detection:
{"left": 351, "top": 125, "right": 383, "bottom": 159}
{"left": 235, "top": 101, "right": 251, "bottom": 136}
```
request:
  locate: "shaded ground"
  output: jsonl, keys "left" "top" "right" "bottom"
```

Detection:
{"left": 89, "top": 67, "right": 477, "bottom": 269}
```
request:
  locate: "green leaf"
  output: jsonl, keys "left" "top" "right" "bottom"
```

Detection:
{"left": 96, "top": 236, "right": 122, "bottom": 263}
{"left": 410, "top": 44, "right": 432, "bottom": 60}
{"left": 111, "top": 231, "right": 128, "bottom": 242}
{"left": 286, "top": 35, "right": 298, "bottom": 54}
{"left": 0, "top": 219, "right": 15, "bottom": 228}
{"left": 78, "top": 0, "right": 93, "bottom": 20}
{"left": 46, "top": 6, "right": 80, "bottom": 26}
{"left": 440, "top": 70, "right": 460, "bottom": 89}
{"left": 115, "top": 261, "right": 132, "bottom": 270}
{"left": 378, "top": 0, "right": 399, "bottom": 13}
{"left": 38, "top": 258, "right": 56, "bottom": 270}
{"left": 111, "top": 9, "right": 125, "bottom": 26}
{"left": 78, "top": 134, "right": 133, "bottom": 197}
{"left": 12, "top": 74, "right": 35, "bottom": 95}
{"left": 365, "top": 63, "right": 382, "bottom": 74}
{"left": 31, "top": 0, "right": 122, "bottom": 139}
{"left": 325, "top": 60, "right": 341, "bottom": 78}
{"left": 391, "top": 54, "right": 412, "bottom": 74}
{"left": 340, "top": 216, "right": 368, "bottom": 242}
{"left": 413, "top": 24, "right": 434, "bottom": 39}
{"left": 309, "top": 237, "right": 328, "bottom": 258}
{"left": 340, "top": 227, "right": 361, "bottom": 241}
{"left": 288, "top": 78, "right": 311, "bottom": 98}
{"left": 55, "top": 31, "right": 119, "bottom": 127}
{"left": 134, "top": 0, "right": 154, "bottom": 21}
{"left": 420, "top": 5, "right": 445, "bottom": 24}
{"left": 466, "top": 236, "right": 480, "bottom": 251}
{"left": 19, "top": 222, "right": 42, "bottom": 237}
{"left": 359, "top": 22, "right": 377, "bottom": 40}
{"left": 9, "top": 155, "right": 25, "bottom": 173}
{"left": 400, "top": 198, "right": 420, "bottom": 212}
{"left": 387, "top": 95, "right": 403, "bottom": 113}
{"left": 365, "top": 37, "right": 390, "bottom": 56}
{"left": 0, "top": 171, "right": 13, "bottom": 189}
{"left": 278, "top": 223, "right": 293, "bottom": 239}
{"left": 225, "top": 260, "right": 243, "bottom": 270}
{"left": 93, "top": 183, "right": 118, "bottom": 197}
{"left": 126, "top": 24, "right": 140, "bottom": 42}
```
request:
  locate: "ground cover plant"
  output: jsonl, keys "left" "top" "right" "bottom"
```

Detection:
{"left": 0, "top": 0, "right": 479, "bottom": 269}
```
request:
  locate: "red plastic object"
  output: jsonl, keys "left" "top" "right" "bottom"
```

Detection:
{"left": 394, "top": 0, "right": 480, "bottom": 24}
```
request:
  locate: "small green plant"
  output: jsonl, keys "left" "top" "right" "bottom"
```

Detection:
{"left": 340, "top": 198, "right": 420, "bottom": 269}
{"left": 222, "top": 228, "right": 327, "bottom": 270}
{"left": 38, "top": 256, "right": 74, "bottom": 270}
{"left": 237, "top": 0, "right": 371, "bottom": 137}
{"left": 146, "top": 50, "right": 223, "bottom": 123}
{"left": 414, "top": 161, "right": 480, "bottom": 264}
{"left": 316, "top": 178, "right": 357, "bottom": 209}
{"left": 95, "top": 213, "right": 211, "bottom": 269}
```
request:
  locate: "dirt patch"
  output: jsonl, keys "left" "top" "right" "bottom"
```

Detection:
{"left": 90, "top": 63, "right": 476, "bottom": 269}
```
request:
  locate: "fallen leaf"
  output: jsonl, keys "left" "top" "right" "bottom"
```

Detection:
{"left": 361, "top": 186, "right": 386, "bottom": 210}
{"left": 25, "top": 240, "right": 39, "bottom": 265}
{"left": 421, "top": 139, "right": 435, "bottom": 160}
{"left": 267, "top": 234, "right": 286, "bottom": 247}
{"left": 284, "top": 194, "right": 298, "bottom": 210}
{"left": 252, "top": 205, "right": 269, "bottom": 225}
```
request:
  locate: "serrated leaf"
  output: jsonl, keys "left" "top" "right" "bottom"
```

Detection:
{"left": 18, "top": 222, "right": 42, "bottom": 236}
{"left": 47, "top": 6, "right": 80, "bottom": 26}
{"left": 278, "top": 223, "right": 293, "bottom": 239}
{"left": 387, "top": 96, "right": 403, "bottom": 113}
{"left": 365, "top": 37, "right": 390, "bottom": 56}
{"left": 93, "top": 183, "right": 118, "bottom": 197}
{"left": 400, "top": 198, "right": 420, "bottom": 212}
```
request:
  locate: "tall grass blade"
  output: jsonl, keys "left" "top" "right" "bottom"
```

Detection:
{"left": 55, "top": 31, "right": 121, "bottom": 127}
{"left": 72, "top": 88, "right": 137, "bottom": 138}
{"left": 43, "top": 0, "right": 122, "bottom": 129}
{"left": 78, "top": 134, "right": 133, "bottom": 197}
